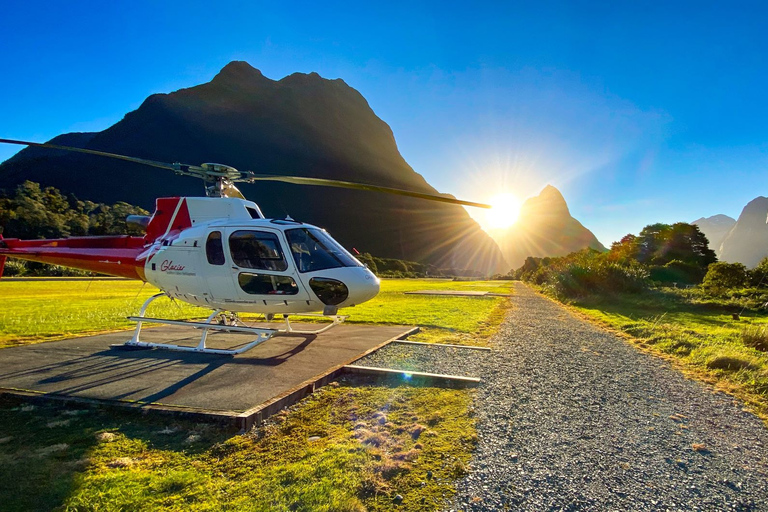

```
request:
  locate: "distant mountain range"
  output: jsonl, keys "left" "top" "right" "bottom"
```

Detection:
{"left": 489, "top": 185, "right": 606, "bottom": 269}
{"left": 0, "top": 61, "right": 506, "bottom": 274}
{"left": 694, "top": 197, "right": 768, "bottom": 268}
{"left": 692, "top": 214, "right": 736, "bottom": 258}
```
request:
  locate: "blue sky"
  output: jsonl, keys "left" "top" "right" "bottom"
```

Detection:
{"left": 1, "top": 1, "right": 766, "bottom": 245}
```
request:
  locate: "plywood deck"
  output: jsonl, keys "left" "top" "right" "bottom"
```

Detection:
{"left": 0, "top": 323, "right": 416, "bottom": 428}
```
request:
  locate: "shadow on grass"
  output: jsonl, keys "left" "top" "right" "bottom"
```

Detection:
{"left": 0, "top": 395, "right": 238, "bottom": 512}
{"left": 573, "top": 288, "right": 767, "bottom": 327}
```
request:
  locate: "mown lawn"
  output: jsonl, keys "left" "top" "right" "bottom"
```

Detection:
{"left": 568, "top": 288, "right": 768, "bottom": 419}
{"left": 0, "top": 278, "right": 512, "bottom": 511}
{"left": 0, "top": 278, "right": 511, "bottom": 348}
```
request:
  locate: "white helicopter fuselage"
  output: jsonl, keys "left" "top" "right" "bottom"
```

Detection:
{"left": 140, "top": 197, "right": 380, "bottom": 315}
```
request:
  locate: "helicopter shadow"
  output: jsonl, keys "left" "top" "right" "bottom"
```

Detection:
{"left": 0, "top": 333, "right": 318, "bottom": 406}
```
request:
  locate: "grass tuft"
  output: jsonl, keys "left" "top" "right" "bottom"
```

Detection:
{"left": 706, "top": 356, "right": 758, "bottom": 371}
{"left": 742, "top": 325, "right": 768, "bottom": 352}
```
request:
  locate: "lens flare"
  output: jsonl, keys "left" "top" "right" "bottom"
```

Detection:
{"left": 485, "top": 193, "right": 522, "bottom": 229}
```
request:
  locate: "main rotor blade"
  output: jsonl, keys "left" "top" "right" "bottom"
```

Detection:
{"left": 244, "top": 175, "right": 492, "bottom": 209}
{"left": 0, "top": 138, "right": 177, "bottom": 171}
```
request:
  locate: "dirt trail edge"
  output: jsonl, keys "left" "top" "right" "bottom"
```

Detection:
{"left": 451, "top": 282, "right": 768, "bottom": 511}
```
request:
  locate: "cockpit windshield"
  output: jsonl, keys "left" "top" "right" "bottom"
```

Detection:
{"left": 285, "top": 228, "right": 362, "bottom": 273}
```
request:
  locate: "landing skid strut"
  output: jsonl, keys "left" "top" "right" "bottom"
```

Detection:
{"left": 272, "top": 313, "right": 347, "bottom": 335}
{"left": 120, "top": 293, "right": 277, "bottom": 355}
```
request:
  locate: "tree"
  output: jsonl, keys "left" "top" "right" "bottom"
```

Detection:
{"left": 0, "top": 181, "right": 149, "bottom": 239}
{"left": 749, "top": 257, "right": 768, "bottom": 287}
{"left": 611, "top": 222, "right": 716, "bottom": 277}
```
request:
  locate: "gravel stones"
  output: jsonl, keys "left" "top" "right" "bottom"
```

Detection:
{"left": 450, "top": 283, "right": 768, "bottom": 511}
{"left": 359, "top": 282, "right": 768, "bottom": 510}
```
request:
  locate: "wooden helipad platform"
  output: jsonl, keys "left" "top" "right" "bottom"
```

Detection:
{"left": 0, "top": 323, "right": 416, "bottom": 429}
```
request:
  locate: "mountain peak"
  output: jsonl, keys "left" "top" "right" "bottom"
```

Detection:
{"left": 212, "top": 61, "right": 265, "bottom": 83}
{"left": 521, "top": 184, "right": 570, "bottom": 217}
{"left": 719, "top": 196, "right": 768, "bottom": 267}
{"left": 491, "top": 184, "right": 604, "bottom": 268}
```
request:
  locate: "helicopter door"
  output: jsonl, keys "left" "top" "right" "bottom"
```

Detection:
{"left": 226, "top": 229, "right": 310, "bottom": 306}
{"left": 202, "top": 230, "right": 236, "bottom": 303}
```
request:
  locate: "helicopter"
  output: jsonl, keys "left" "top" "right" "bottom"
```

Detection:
{"left": 0, "top": 138, "right": 492, "bottom": 355}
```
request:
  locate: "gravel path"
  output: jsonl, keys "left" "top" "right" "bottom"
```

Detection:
{"left": 357, "top": 282, "right": 768, "bottom": 510}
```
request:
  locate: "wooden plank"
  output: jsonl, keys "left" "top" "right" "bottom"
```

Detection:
{"left": 342, "top": 365, "right": 481, "bottom": 387}
{"left": 392, "top": 340, "right": 491, "bottom": 351}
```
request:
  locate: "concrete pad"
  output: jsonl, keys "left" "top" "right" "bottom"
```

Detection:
{"left": 0, "top": 323, "right": 416, "bottom": 427}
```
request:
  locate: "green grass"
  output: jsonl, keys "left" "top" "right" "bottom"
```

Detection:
{"left": 345, "top": 279, "right": 511, "bottom": 346}
{"left": 566, "top": 287, "right": 768, "bottom": 419}
{"left": 0, "top": 278, "right": 512, "bottom": 348}
{"left": 0, "top": 278, "right": 511, "bottom": 510}
{"left": 0, "top": 378, "right": 478, "bottom": 511}
{"left": 0, "top": 280, "right": 208, "bottom": 347}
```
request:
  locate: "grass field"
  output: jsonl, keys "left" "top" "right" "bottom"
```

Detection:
{"left": 0, "top": 278, "right": 512, "bottom": 511}
{"left": 567, "top": 288, "right": 768, "bottom": 419}
{"left": 0, "top": 278, "right": 510, "bottom": 348}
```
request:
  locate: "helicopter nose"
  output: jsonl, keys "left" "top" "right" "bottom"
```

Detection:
{"left": 307, "top": 267, "right": 380, "bottom": 308}
{"left": 344, "top": 267, "right": 380, "bottom": 306}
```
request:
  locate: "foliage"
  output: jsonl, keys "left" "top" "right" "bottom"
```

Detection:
{"left": 609, "top": 222, "right": 716, "bottom": 271}
{"left": 648, "top": 259, "right": 706, "bottom": 286}
{"left": 514, "top": 249, "right": 650, "bottom": 298}
{"left": 2, "top": 259, "right": 95, "bottom": 277}
{"left": 702, "top": 262, "right": 749, "bottom": 291}
{"left": 749, "top": 257, "right": 768, "bottom": 287}
{"left": 509, "top": 221, "right": 719, "bottom": 294}
{"left": 357, "top": 253, "right": 484, "bottom": 279}
{"left": 0, "top": 180, "right": 149, "bottom": 239}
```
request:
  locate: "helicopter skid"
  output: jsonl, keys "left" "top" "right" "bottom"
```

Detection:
{"left": 123, "top": 317, "right": 277, "bottom": 355}
{"left": 278, "top": 313, "right": 348, "bottom": 335}
{"left": 121, "top": 293, "right": 276, "bottom": 355}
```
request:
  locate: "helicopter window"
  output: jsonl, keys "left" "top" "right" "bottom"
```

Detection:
{"left": 229, "top": 230, "right": 288, "bottom": 271}
{"left": 206, "top": 231, "right": 225, "bottom": 265}
{"left": 238, "top": 273, "right": 298, "bottom": 295}
{"left": 285, "top": 228, "right": 362, "bottom": 273}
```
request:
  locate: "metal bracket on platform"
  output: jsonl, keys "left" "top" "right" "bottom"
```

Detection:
{"left": 120, "top": 293, "right": 276, "bottom": 355}
{"left": 278, "top": 313, "right": 348, "bottom": 335}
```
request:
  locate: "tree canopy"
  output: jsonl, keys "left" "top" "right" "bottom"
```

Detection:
{"left": 610, "top": 222, "right": 716, "bottom": 270}
{"left": 0, "top": 181, "right": 149, "bottom": 239}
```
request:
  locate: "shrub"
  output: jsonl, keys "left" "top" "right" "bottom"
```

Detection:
{"left": 649, "top": 259, "right": 706, "bottom": 285}
{"left": 2, "top": 258, "right": 28, "bottom": 277}
{"left": 517, "top": 250, "right": 650, "bottom": 298}
{"left": 702, "top": 262, "right": 749, "bottom": 291}
{"left": 749, "top": 257, "right": 768, "bottom": 287}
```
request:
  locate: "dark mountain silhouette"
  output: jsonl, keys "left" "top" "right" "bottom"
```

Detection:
{"left": 0, "top": 61, "right": 506, "bottom": 274}
{"left": 490, "top": 185, "right": 606, "bottom": 269}
{"left": 691, "top": 214, "right": 736, "bottom": 257}
{"left": 718, "top": 196, "right": 768, "bottom": 268}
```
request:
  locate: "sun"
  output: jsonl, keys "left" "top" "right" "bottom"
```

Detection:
{"left": 485, "top": 193, "right": 522, "bottom": 229}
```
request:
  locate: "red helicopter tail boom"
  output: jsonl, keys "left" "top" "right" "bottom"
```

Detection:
{"left": 0, "top": 236, "right": 147, "bottom": 280}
